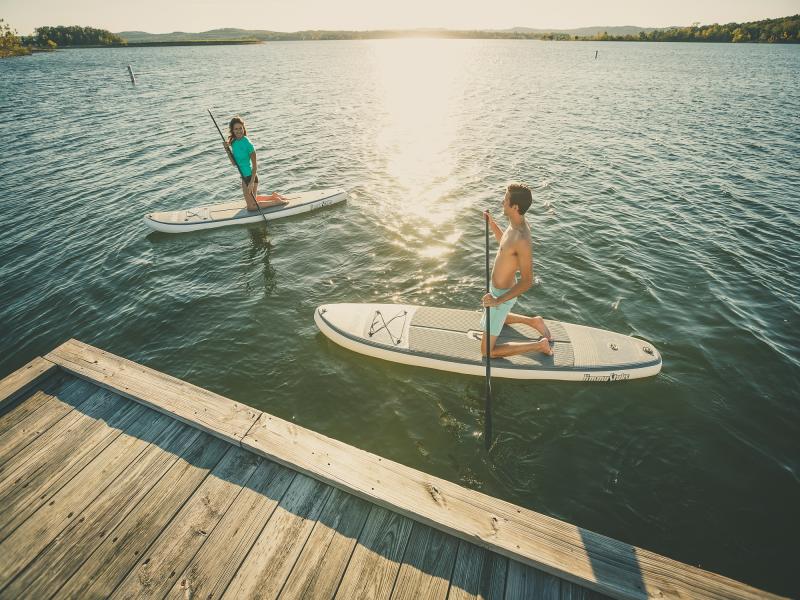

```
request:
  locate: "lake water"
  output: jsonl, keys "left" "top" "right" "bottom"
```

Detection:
{"left": 1, "top": 39, "right": 798, "bottom": 596}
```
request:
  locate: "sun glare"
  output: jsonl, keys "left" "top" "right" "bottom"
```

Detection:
{"left": 369, "top": 39, "right": 467, "bottom": 215}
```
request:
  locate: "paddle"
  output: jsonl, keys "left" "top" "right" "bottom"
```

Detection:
{"left": 207, "top": 109, "right": 270, "bottom": 229}
{"left": 484, "top": 210, "right": 493, "bottom": 450}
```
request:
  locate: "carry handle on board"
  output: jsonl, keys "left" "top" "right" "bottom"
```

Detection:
{"left": 207, "top": 109, "right": 270, "bottom": 229}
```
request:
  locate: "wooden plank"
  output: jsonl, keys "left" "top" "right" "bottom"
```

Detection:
{"left": 0, "top": 383, "right": 125, "bottom": 499}
{"left": 34, "top": 341, "right": 778, "bottom": 600}
{"left": 0, "top": 406, "right": 171, "bottom": 587}
{"left": 46, "top": 339, "right": 259, "bottom": 445}
{"left": 221, "top": 474, "right": 332, "bottom": 600}
{"left": 279, "top": 487, "right": 372, "bottom": 600}
{"left": 560, "top": 580, "right": 612, "bottom": 600}
{"left": 0, "top": 369, "right": 69, "bottom": 436}
{"left": 165, "top": 459, "right": 296, "bottom": 600}
{"left": 505, "top": 561, "right": 561, "bottom": 600}
{"left": 335, "top": 506, "right": 414, "bottom": 600}
{"left": 242, "top": 412, "right": 779, "bottom": 600}
{"left": 0, "top": 356, "right": 58, "bottom": 413}
{"left": 2, "top": 419, "right": 200, "bottom": 598}
{"left": 448, "top": 541, "right": 508, "bottom": 600}
{"left": 0, "top": 390, "right": 143, "bottom": 540}
{"left": 109, "top": 445, "right": 262, "bottom": 600}
{"left": 391, "top": 522, "right": 459, "bottom": 600}
{"left": 0, "top": 376, "right": 93, "bottom": 466}
{"left": 56, "top": 432, "right": 230, "bottom": 599}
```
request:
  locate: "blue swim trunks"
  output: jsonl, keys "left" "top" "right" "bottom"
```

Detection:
{"left": 480, "top": 283, "right": 517, "bottom": 337}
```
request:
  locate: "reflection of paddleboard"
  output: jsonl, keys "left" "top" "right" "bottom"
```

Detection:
{"left": 315, "top": 303, "right": 662, "bottom": 381}
{"left": 144, "top": 188, "right": 346, "bottom": 233}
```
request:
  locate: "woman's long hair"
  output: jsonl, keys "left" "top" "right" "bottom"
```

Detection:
{"left": 227, "top": 116, "right": 247, "bottom": 145}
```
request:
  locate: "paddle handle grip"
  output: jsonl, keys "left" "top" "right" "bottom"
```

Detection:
{"left": 208, "top": 109, "right": 245, "bottom": 179}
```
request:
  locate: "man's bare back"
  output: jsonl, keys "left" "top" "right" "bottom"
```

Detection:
{"left": 492, "top": 223, "right": 531, "bottom": 289}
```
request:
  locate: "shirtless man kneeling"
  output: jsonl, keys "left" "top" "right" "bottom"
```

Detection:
{"left": 481, "top": 183, "right": 553, "bottom": 359}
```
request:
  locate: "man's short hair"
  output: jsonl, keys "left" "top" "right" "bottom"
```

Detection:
{"left": 507, "top": 183, "right": 532, "bottom": 215}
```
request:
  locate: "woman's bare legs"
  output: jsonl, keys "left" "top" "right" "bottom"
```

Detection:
{"left": 241, "top": 178, "right": 258, "bottom": 211}
{"left": 257, "top": 192, "right": 288, "bottom": 208}
{"left": 241, "top": 178, "right": 287, "bottom": 210}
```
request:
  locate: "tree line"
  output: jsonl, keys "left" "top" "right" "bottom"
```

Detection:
{"left": 583, "top": 14, "right": 800, "bottom": 43}
{"left": 262, "top": 14, "right": 799, "bottom": 43}
{"left": 229, "top": 29, "right": 568, "bottom": 41}
{"left": 25, "top": 25, "right": 125, "bottom": 47}
{"left": 1, "top": 20, "right": 125, "bottom": 57}
{"left": 1, "top": 19, "right": 30, "bottom": 56}
{"left": 131, "top": 15, "right": 799, "bottom": 44}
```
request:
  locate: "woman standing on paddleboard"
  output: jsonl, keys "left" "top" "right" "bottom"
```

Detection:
{"left": 223, "top": 116, "right": 286, "bottom": 210}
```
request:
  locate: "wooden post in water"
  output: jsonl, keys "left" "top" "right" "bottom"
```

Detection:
{"left": 594, "top": 50, "right": 598, "bottom": 60}
{"left": 127, "top": 65, "right": 136, "bottom": 85}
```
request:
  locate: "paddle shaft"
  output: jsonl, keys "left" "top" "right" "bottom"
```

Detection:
{"left": 484, "top": 211, "right": 493, "bottom": 450}
{"left": 207, "top": 109, "right": 270, "bottom": 227}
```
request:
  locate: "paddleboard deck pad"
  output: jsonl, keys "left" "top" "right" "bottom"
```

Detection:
{"left": 144, "top": 188, "right": 346, "bottom": 233}
{"left": 315, "top": 303, "right": 662, "bottom": 381}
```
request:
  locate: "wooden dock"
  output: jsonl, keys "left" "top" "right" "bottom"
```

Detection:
{"left": 0, "top": 339, "right": 781, "bottom": 599}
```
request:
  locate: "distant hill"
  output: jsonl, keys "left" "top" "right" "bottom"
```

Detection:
{"left": 118, "top": 15, "right": 799, "bottom": 44}
{"left": 118, "top": 29, "right": 268, "bottom": 43}
{"left": 505, "top": 25, "right": 660, "bottom": 36}
{"left": 117, "top": 26, "right": 658, "bottom": 43}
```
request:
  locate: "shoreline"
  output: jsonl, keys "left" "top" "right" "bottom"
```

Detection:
{"left": 42, "top": 36, "right": 800, "bottom": 51}
{"left": 124, "top": 39, "right": 261, "bottom": 47}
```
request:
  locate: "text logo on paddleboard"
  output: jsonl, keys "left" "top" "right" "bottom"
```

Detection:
{"left": 582, "top": 373, "right": 630, "bottom": 382}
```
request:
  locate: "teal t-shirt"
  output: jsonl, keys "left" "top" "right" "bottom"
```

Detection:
{"left": 231, "top": 136, "right": 255, "bottom": 177}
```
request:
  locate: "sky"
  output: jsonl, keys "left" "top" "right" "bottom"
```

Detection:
{"left": 1, "top": 0, "right": 798, "bottom": 35}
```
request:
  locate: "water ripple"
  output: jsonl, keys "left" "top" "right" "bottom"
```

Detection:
{"left": 1, "top": 40, "right": 799, "bottom": 596}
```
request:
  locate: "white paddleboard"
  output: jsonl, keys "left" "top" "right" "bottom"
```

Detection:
{"left": 315, "top": 303, "right": 662, "bottom": 381}
{"left": 144, "top": 188, "right": 346, "bottom": 233}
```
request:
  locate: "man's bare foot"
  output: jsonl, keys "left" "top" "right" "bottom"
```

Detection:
{"left": 528, "top": 316, "right": 553, "bottom": 342}
{"left": 535, "top": 337, "right": 553, "bottom": 356}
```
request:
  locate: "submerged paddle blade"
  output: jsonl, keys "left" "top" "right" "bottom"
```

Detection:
{"left": 484, "top": 378, "right": 493, "bottom": 449}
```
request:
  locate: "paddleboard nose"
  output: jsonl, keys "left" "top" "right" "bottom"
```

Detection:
{"left": 638, "top": 339, "right": 661, "bottom": 363}
{"left": 627, "top": 337, "right": 661, "bottom": 373}
{"left": 316, "top": 303, "right": 360, "bottom": 336}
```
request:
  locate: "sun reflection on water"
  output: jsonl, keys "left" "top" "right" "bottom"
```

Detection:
{"left": 367, "top": 39, "right": 472, "bottom": 266}
{"left": 370, "top": 39, "right": 467, "bottom": 214}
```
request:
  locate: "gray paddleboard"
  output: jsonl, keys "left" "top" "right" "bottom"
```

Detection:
{"left": 315, "top": 303, "right": 661, "bottom": 381}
